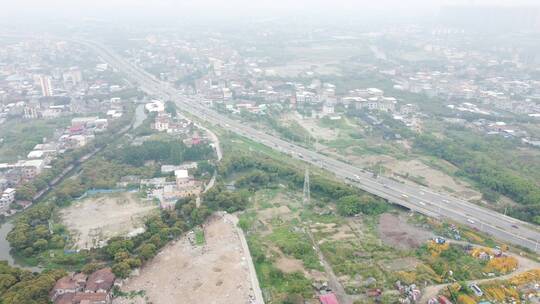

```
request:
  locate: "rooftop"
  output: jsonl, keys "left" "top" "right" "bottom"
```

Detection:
{"left": 85, "top": 268, "right": 115, "bottom": 292}
{"left": 174, "top": 169, "right": 189, "bottom": 179}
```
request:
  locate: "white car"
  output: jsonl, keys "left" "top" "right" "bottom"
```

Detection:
{"left": 467, "top": 218, "right": 475, "bottom": 224}
{"left": 418, "top": 201, "right": 426, "bottom": 206}
{"left": 354, "top": 174, "right": 360, "bottom": 179}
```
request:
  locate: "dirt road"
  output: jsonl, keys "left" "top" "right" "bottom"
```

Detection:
{"left": 306, "top": 227, "right": 355, "bottom": 304}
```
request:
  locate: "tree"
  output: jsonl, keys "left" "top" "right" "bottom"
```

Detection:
{"left": 337, "top": 195, "right": 361, "bottom": 216}
{"left": 33, "top": 239, "right": 48, "bottom": 251}
{"left": 112, "top": 262, "right": 131, "bottom": 278}
{"left": 105, "top": 239, "right": 134, "bottom": 258}
{"left": 165, "top": 101, "right": 177, "bottom": 117}
{"left": 0, "top": 274, "right": 17, "bottom": 294}
{"left": 139, "top": 243, "right": 157, "bottom": 260}
{"left": 114, "top": 251, "right": 130, "bottom": 263}
{"left": 49, "top": 235, "right": 65, "bottom": 249}
{"left": 81, "top": 263, "right": 101, "bottom": 275}
{"left": 15, "top": 183, "right": 36, "bottom": 201}
{"left": 126, "top": 258, "right": 142, "bottom": 268}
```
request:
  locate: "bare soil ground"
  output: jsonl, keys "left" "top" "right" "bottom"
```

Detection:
{"left": 311, "top": 222, "right": 356, "bottom": 242}
{"left": 378, "top": 213, "right": 434, "bottom": 250}
{"left": 288, "top": 114, "right": 339, "bottom": 141}
{"left": 113, "top": 213, "right": 260, "bottom": 304}
{"left": 343, "top": 154, "right": 481, "bottom": 201}
{"left": 382, "top": 257, "right": 422, "bottom": 272}
{"left": 258, "top": 205, "right": 292, "bottom": 222}
{"left": 61, "top": 192, "right": 157, "bottom": 250}
{"left": 340, "top": 151, "right": 394, "bottom": 168}
{"left": 275, "top": 255, "right": 306, "bottom": 274}
{"left": 388, "top": 159, "right": 482, "bottom": 200}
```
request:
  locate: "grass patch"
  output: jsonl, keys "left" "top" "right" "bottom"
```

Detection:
{"left": 248, "top": 236, "right": 313, "bottom": 303}
{"left": 194, "top": 228, "right": 205, "bottom": 245}
{"left": 268, "top": 224, "right": 322, "bottom": 271}
{"left": 0, "top": 116, "right": 71, "bottom": 162}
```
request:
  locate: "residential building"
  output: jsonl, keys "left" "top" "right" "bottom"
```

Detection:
{"left": 39, "top": 75, "right": 54, "bottom": 97}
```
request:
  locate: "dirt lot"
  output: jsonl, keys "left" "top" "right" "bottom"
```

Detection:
{"left": 60, "top": 192, "right": 157, "bottom": 250}
{"left": 258, "top": 205, "right": 292, "bottom": 222}
{"left": 113, "top": 212, "right": 262, "bottom": 304}
{"left": 388, "top": 159, "right": 482, "bottom": 200}
{"left": 287, "top": 114, "right": 339, "bottom": 141}
{"left": 378, "top": 213, "right": 434, "bottom": 250}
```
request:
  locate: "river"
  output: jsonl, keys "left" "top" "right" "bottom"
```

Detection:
{"left": 0, "top": 221, "right": 41, "bottom": 272}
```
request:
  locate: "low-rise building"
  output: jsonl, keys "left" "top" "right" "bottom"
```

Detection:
{"left": 0, "top": 188, "right": 16, "bottom": 212}
{"left": 51, "top": 268, "right": 115, "bottom": 304}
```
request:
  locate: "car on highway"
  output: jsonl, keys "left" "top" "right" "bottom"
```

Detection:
{"left": 401, "top": 194, "right": 409, "bottom": 198}
{"left": 354, "top": 174, "right": 360, "bottom": 179}
{"left": 467, "top": 218, "right": 475, "bottom": 224}
{"left": 418, "top": 201, "right": 426, "bottom": 206}
{"left": 512, "top": 224, "right": 519, "bottom": 229}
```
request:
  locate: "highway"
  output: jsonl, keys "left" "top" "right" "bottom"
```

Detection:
{"left": 78, "top": 39, "right": 540, "bottom": 253}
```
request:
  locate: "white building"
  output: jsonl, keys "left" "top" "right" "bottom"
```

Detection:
{"left": 322, "top": 103, "right": 335, "bottom": 116}
{"left": 0, "top": 188, "right": 16, "bottom": 211}
{"left": 145, "top": 100, "right": 165, "bottom": 113}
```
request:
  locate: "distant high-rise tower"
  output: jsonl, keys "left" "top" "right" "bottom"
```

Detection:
{"left": 39, "top": 76, "right": 53, "bottom": 97}
{"left": 303, "top": 168, "right": 310, "bottom": 204}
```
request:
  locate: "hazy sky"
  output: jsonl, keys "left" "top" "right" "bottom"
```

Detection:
{"left": 2, "top": 0, "right": 539, "bottom": 22}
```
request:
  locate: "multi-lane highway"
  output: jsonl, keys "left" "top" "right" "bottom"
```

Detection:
{"left": 79, "top": 39, "right": 540, "bottom": 252}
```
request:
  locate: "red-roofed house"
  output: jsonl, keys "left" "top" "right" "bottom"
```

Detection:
{"left": 319, "top": 293, "right": 339, "bottom": 304}
{"left": 50, "top": 276, "right": 81, "bottom": 301}
{"left": 85, "top": 268, "right": 115, "bottom": 293}
{"left": 54, "top": 293, "right": 75, "bottom": 304}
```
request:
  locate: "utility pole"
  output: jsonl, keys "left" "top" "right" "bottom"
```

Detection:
{"left": 303, "top": 168, "right": 310, "bottom": 204}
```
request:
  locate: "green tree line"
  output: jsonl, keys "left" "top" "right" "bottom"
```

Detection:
{"left": 0, "top": 261, "right": 66, "bottom": 304}
{"left": 415, "top": 134, "right": 540, "bottom": 223}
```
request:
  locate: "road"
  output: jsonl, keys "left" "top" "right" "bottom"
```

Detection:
{"left": 76, "top": 38, "right": 540, "bottom": 253}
